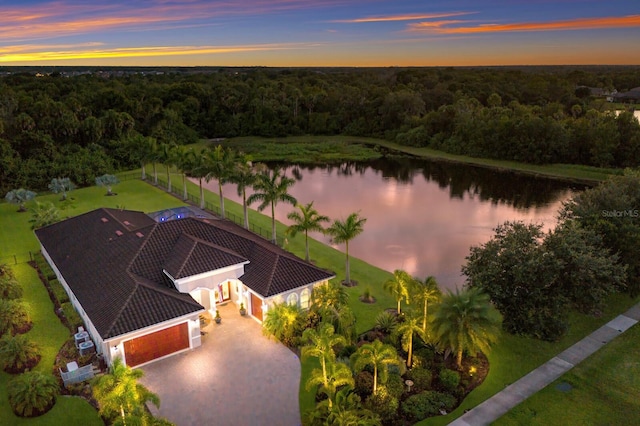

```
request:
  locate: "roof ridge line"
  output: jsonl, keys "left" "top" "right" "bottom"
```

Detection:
{"left": 133, "top": 274, "right": 202, "bottom": 307}
{"left": 174, "top": 234, "right": 199, "bottom": 279}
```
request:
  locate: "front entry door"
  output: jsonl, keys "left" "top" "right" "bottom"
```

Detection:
{"left": 250, "top": 293, "right": 263, "bottom": 321}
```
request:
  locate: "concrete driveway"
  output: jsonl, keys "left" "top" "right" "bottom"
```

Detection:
{"left": 140, "top": 303, "right": 302, "bottom": 426}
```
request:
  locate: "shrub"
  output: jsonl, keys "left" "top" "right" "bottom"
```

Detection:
{"left": 401, "top": 391, "right": 457, "bottom": 421}
{"left": 0, "top": 299, "right": 31, "bottom": 335}
{"left": 385, "top": 373, "right": 405, "bottom": 399}
{"left": 0, "top": 276, "right": 23, "bottom": 300}
{"left": 48, "top": 279, "right": 69, "bottom": 304}
{"left": 8, "top": 371, "right": 59, "bottom": 417}
{"left": 408, "top": 367, "right": 433, "bottom": 392}
{"left": 60, "top": 302, "right": 83, "bottom": 332}
{"left": 413, "top": 347, "right": 435, "bottom": 369}
{"left": 338, "top": 344, "right": 357, "bottom": 359}
{"left": 438, "top": 368, "right": 460, "bottom": 392}
{"left": 354, "top": 371, "right": 374, "bottom": 399}
{"left": 0, "top": 334, "right": 41, "bottom": 374}
{"left": 374, "top": 311, "right": 397, "bottom": 334}
{"left": 364, "top": 388, "right": 399, "bottom": 424}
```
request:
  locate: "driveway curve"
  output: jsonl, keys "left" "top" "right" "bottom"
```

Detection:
{"left": 140, "top": 303, "right": 302, "bottom": 426}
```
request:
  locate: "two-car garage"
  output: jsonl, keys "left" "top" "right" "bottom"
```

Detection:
{"left": 122, "top": 323, "right": 190, "bottom": 367}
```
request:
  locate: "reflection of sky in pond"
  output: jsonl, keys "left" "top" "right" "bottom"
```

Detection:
{"left": 200, "top": 162, "right": 579, "bottom": 291}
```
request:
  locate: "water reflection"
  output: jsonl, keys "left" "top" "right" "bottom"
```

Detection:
{"left": 206, "top": 159, "right": 582, "bottom": 291}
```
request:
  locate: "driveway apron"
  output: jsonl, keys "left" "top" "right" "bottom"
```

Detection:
{"left": 140, "top": 303, "right": 302, "bottom": 426}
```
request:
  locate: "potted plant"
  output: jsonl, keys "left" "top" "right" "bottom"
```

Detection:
{"left": 214, "top": 310, "right": 222, "bottom": 324}
{"left": 239, "top": 303, "right": 247, "bottom": 316}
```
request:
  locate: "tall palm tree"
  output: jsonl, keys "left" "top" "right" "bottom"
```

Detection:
{"left": 187, "top": 149, "right": 207, "bottom": 209}
{"left": 7, "top": 371, "right": 59, "bottom": 417}
{"left": 204, "top": 145, "right": 236, "bottom": 219}
{"left": 351, "top": 340, "right": 400, "bottom": 395}
{"left": 0, "top": 334, "right": 41, "bottom": 374}
{"left": 325, "top": 212, "right": 367, "bottom": 285}
{"left": 411, "top": 275, "right": 441, "bottom": 333}
{"left": 306, "top": 360, "right": 354, "bottom": 409}
{"left": 287, "top": 202, "right": 330, "bottom": 262}
{"left": 247, "top": 167, "right": 297, "bottom": 244}
{"left": 173, "top": 146, "right": 194, "bottom": 200}
{"left": 92, "top": 357, "right": 160, "bottom": 424}
{"left": 157, "top": 142, "right": 176, "bottom": 192}
{"left": 229, "top": 154, "right": 256, "bottom": 229}
{"left": 431, "top": 288, "right": 502, "bottom": 368}
{"left": 301, "top": 323, "right": 347, "bottom": 391}
{"left": 396, "top": 314, "right": 425, "bottom": 368}
{"left": 383, "top": 269, "right": 413, "bottom": 315}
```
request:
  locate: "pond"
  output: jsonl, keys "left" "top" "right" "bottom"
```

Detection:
{"left": 204, "top": 158, "right": 583, "bottom": 291}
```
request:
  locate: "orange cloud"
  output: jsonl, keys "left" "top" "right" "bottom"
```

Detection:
{"left": 0, "top": 42, "right": 318, "bottom": 63}
{"left": 333, "top": 11, "right": 474, "bottom": 23}
{"left": 408, "top": 14, "right": 640, "bottom": 34}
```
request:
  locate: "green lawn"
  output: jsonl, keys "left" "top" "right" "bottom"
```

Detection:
{"left": 495, "top": 319, "right": 640, "bottom": 426}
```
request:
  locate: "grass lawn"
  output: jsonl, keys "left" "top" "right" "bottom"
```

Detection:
{"left": 495, "top": 318, "right": 640, "bottom": 426}
{"left": 202, "top": 135, "right": 619, "bottom": 184}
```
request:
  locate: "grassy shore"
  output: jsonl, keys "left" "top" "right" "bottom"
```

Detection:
{"left": 2, "top": 174, "right": 638, "bottom": 425}
{"left": 208, "top": 135, "right": 619, "bottom": 184}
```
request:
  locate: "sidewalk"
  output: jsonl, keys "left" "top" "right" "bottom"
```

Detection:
{"left": 449, "top": 303, "right": 640, "bottom": 426}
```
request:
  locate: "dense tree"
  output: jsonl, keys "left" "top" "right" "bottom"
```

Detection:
{"left": 92, "top": 357, "right": 160, "bottom": 424}
{"left": 383, "top": 269, "right": 413, "bottom": 315}
{"left": 326, "top": 212, "right": 367, "bottom": 285}
{"left": 7, "top": 371, "right": 59, "bottom": 417}
{"left": 431, "top": 288, "right": 502, "bottom": 368}
{"left": 247, "top": 167, "right": 297, "bottom": 243}
{"left": 287, "top": 202, "right": 330, "bottom": 262}
{"left": 351, "top": 340, "right": 400, "bottom": 395}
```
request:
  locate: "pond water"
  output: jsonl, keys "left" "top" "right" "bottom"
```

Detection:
{"left": 202, "top": 158, "right": 583, "bottom": 291}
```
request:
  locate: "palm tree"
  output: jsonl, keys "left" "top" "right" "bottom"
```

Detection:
{"left": 203, "top": 145, "right": 236, "bottom": 219}
{"left": 287, "top": 202, "right": 330, "bottom": 262}
{"left": 92, "top": 357, "right": 160, "bottom": 424}
{"left": 0, "top": 334, "right": 41, "bottom": 373}
{"left": 135, "top": 134, "right": 156, "bottom": 181}
{"left": 306, "top": 360, "right": 354, "bottom": 408}
{"left": 7, "top": 371, "right": 59, "bottom": 417}
{"left": 262, "top": 302, "right": 303, "bottom": 345}
{"left": 29, "top": 201, "right": 60, "bottom": 230}
{"left": 431, "top": 288, "right": 502, "bottom": 368}
{"left": 173, "top": 146, "right": 193, "bottom": 200}
{"left": 351, "top": 340, "right": 400, "bottom": 395}
{"left": 95, "top": 174, "right": 119, "bottom": 196}
{"left": 0, "top": 299, "right": 31, "bottom": 335}
{"left": 325, "top": 212, "right": 367, "bottom": 285}
{"left": 247, "top": 167, "right": 297, "bottom": 244}
{"left": 157, "top": 142, "right": 176, "bottom": 192}
{"left": 396, "top": 314, "right": 425, "bottom": 368}
{"left": 48, "top": 177, "right": 76, "bottom": 201}
{"left": 5, "top": 188, "right": 37, "bottom": 212}
{"left": 228, "top": 154, "right": 256, "bottom": 229}
{"left": 310, "top": 281, "right": 349, "bottom": 312}
{"left": 301, "top": 323, "right": 347, "bottom": 391}
{"left": 411, "top": 276, "right": 441, "bottom": 333}
{"left": 305, "top": 386, "right": 381, "bottom": 426}
{"left": 383, "top": 269, "right": 413, "bottom": 315}
{"left": 187, "top": 149, "right": 208, "bottom": 209}
{"left": 0, "top": 273, "right": 23, "bottom": 300}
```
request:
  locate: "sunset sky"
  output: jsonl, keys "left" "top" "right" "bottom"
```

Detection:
{"left": 1, "top": 0, "right": 638, "bottom": 66}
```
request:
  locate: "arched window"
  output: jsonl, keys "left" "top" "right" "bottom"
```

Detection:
{"left": 287, "top": 292, "right": 299, "bottom": 307}
{"left": 300, "top": 288, "right": 310, "bottom": 309}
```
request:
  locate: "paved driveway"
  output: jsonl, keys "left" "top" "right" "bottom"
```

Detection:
{"left": 140, "top": 303, "right": 302, "bottom": 426}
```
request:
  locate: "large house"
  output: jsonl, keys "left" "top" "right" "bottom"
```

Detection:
{"left": 35, "top": 207, "right": 335, "bottom": 368}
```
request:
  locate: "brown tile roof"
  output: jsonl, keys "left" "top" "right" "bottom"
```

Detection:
{"left": 35, "top": 207, "right": 335, "bottom": 339}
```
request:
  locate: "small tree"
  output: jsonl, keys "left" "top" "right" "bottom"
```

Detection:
{"left": 262, "top": 302, "right": 304, "bottom": 346}
{"left": 0, "top": 299, "right": 31, "bottom": 335}
{"left": 301, "top": 323, "right": 347, "bottom": 393}
{"left": 0, "top": 268, "right": 23, "bottom": 300}
{"left": 396, "top": 315, "right": 425, "bottom": 368}
{"left": 29, "top": 202, "right": 61, "bottom": 230}
{"left": 92, "top": 357, "right": 160, "bottom": 424}
{"left": 287, "top": 202, "right": 330, "bottom": 262}
{"left": 0, "top": 334, "right": 41, "bottom": 374}
{"left": 7, "top": 371, "right": 59, "bottom": 417}
{"left": 383, "top": 269, "right": 413, "bottom": 315}
{"left": 351, "top": 340, "right": 401, "bottom": 395}
{"left": 95, "top": 174, "right": 119, "bottom": 196}
{"left": 5, "top": 188, "right": 37, "bottom": 212}
{"left": 411, "top": 276, "right": 441, "bottom": 333}
{"left": 48, "top": 178, "right": 76, "bottom": 201}
{"left": 306, "top": 359, "right": 354, "bottom": 409}
{"left": 325, "top": 212, "right": 367, "bottom": 285}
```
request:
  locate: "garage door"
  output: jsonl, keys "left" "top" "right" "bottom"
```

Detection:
{"left": 123, "top": 323, "right": 189, "bottom": 367}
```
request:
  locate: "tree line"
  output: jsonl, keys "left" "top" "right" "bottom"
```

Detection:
{"left": 1, "top": 66, "right": 639, "bottom": 194}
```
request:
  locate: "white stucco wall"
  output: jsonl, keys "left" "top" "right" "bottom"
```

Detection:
{"left": 166, "top": 262, "right": 248, "bottom": 293}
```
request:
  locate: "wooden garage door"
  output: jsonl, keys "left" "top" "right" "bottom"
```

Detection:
{"left": 123, "top": 323, "right": 189, "bottom": 367}
{"left": 251, "top": 293, "right": 263, "bottom": 322}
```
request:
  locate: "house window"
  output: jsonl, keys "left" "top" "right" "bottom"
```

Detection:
{"left": 300, "top": 288, "right": 310, "bottom": 309}
{"left": 287, "top": 292, "right": 299, "bottom": 307}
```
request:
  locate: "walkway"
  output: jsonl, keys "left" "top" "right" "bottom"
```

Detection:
{"left": 139, "top": 303, "right": 302, "bottom": 426}
{"left": 449, "top": 303, "right": 640, "bottom": 426}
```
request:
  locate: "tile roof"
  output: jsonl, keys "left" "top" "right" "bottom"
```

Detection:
{"left": 35, "top": 207, "right": 335, "bottom": 339}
